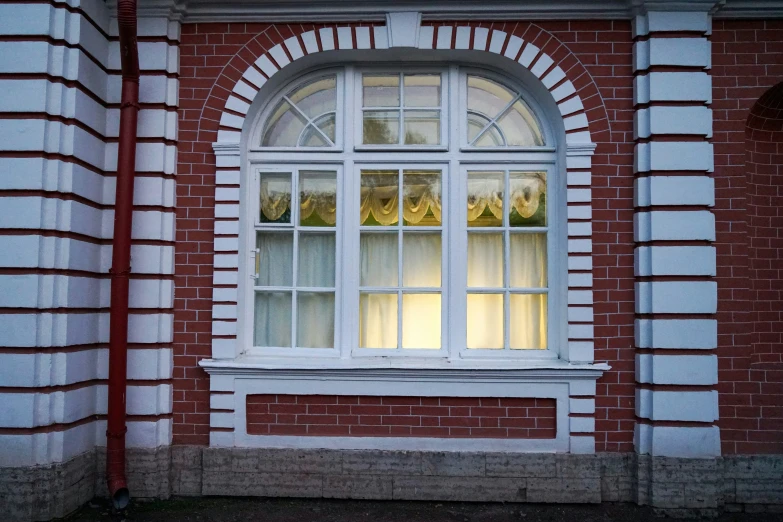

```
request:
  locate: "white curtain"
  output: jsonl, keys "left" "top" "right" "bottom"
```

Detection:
{"left": 508, "top": 233, "right": 547, "bottom": 349}
{"left": 509, "top": 234, "right": 546, "bottom": 287}
{"left": 256, "top": 233, "right": 293, "bottom": 286}
{"left": 298, "top": 233, "right": 335, "bottom": 287}
{"left": 255, "top": 232, "right": 336, "bottom": 348}
{"left": 360, "top": 232, "right": 443, "bottom": 349}
{"left": 466, "top": 232, "right": 547, "bottom": 349}
{"left": 402, "top": 233, "right": 441, "bottom": 287}
{"left": 467, "top": 233, "right": 503, "bottom": 287}
{"left": 510, "top": 294, "right": 546, "bottom": 350}
{"left": 297, "top": 292, "right": 335, "bottom": 348}
{"left": 295, "top": 233, "right": 336, "bottom": 348}
{"left": 254, "top": 292, "right": 291, "bottom": 347}
{"left": 359, "top": 293, "right": 397, "bottom": 348}
{"left": 360, "top": 234, "right": 398, "bottom": 287}
{"left": 467, "top": 294, "right": 504, "bottom": 349}
{"left": 402, "top": 294, "right": 441, "bottom": 349}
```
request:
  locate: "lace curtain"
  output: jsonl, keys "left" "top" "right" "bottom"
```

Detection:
{"left": 360, "top": 174, "right": 442, "bottom": 226}
{"left": 467, "top": 172, "right": 546, "bottom": 222}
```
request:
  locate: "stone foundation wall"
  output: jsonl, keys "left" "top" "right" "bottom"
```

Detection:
{"left": 1, "top": 451, "right": 95, "bottom": 522}
{"left": 2, "top": 448, "right": 781, "bottom": 521}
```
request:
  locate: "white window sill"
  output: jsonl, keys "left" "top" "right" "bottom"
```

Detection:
{"left": 199, "top": 355, "right": 609, "bottom": 378}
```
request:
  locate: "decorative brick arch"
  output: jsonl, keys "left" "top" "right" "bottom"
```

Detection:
{"left": 198, "top": 22, "right": 609, "bottom": 145}
{"left": 203, "top": 21, "right": 603, "bottom": 452}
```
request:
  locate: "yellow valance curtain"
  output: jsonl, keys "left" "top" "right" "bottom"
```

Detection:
{"left": 467, "top": 173, "right": 546, "bottom": 221}
{"left": 260, "top": 188, "right": 337, "bottom": 224}
{"left": 259, "top": 185, "right": 291, "bottom": 222}
{"left": 259, "top": 172, "right": 544, "bottom": 225}
{"left": 299, "top": 191, "right": 337, "bottom": 225}
{"left": 360, "top": 178, "right": 442, "bottom": 225}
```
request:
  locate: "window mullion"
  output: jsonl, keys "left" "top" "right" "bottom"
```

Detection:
{"left": 291, "top": 169, "right": 300, "bottom": 349}
{"left": 397, "top": 167, "right": 404, "bottom": 350}
{"left": 342, "top": 158, "right": 357, "bottom": 358}
{"left": 398, "top": 72, "right": 405, "bottom": 145}
{"left": 448, "top": 159, "right": 462, "bottom": 357}
{"left": 504, "top": 168, "right": 511, "bottom": 352}
{"left": 448, "top": 66, "right": 463, "bottom": 358}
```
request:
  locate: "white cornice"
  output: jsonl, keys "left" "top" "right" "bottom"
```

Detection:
{"left": 131, "top": 0, "right": 783, "bottom": 22}
{"left": 713, "top": 0, "right": 783, "bottom": 18}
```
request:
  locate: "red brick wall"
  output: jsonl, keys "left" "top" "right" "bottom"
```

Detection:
{"left": 712, "top": 20, "right": 783, "bottom": 454}
{"left": 174, "top": 21, "right": 635, "bottom": 449}
{"left": 747, "top": 83, "right": 783, "bottom": 368}
{"left": 246, "top": 395, "right": 556, "bottom": 438}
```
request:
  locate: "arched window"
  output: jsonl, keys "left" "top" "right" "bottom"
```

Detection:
{"left": 245, "top": 65, "right": 559, "bottom": 362}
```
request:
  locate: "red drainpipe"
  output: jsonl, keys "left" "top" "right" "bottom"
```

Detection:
{"left": 107, "top": 0, "right": 139, "bottom": 510}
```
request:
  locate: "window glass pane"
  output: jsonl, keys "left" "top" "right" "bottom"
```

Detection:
{"left": 298, "top": 233, "right": 336, "bottom": 287}
{"left": 467, "top": 113, "right": 492, "bottom": 143}
{"left": 288, "top": 77, "right": 336, "bottom": 119}
{"left": 467, "top": 233, "right": 503, "bottom": 288}
{"left": 254, "top": 292, "right": 292, "bottom": 347}
{"left": 497, "top": 100, "right": 545, "bottom": 146}
{"left": 474, "top": 124, "right": 505, "bottom": 147}
{"left": 299, "top": 125, "right": 329, "bottom": 147}
{"left": 262, "top": 100, "right": 307, "bottom": 147}
{"left": 363, "top": 110, "right": 400, "bottom": 144}
{"left": 467, "top": 171, "right": 503, "bottom": 227}
{"left": 467, "top": 293, "right": 504, "bottom": 349}
{"left": 403, "top": 233, "right": 441, "bottom": 287}
{"left": 360, "top": 233, "right": 398, "bottom": 287}
{"left": 509, "top": 171, "right": 547, "bottom": 227}
{"left": 404, "top": 110, "right": 440, "bottom": 145}
{"left": 403, "top": 170, "right": 441, "bottom": 226}
{"left": 404, "top": 74, "right": 441, "bottom": 107}
{"left": 361, "top": 170, "right": 399, "bottom": 225}
{"left": 402, "top": 294, "right": 441, "bottom": 349}
{"left": 359, "top": 293, "right": 398, "bottom": 348}
{"left": 256, "top": 232, "right": 293, "bottom": 286}
{"left": 509, "top": 233, "right": 547, "bottom": 288}
{"left": 363, "top": 75, "right": 400, "bottom": 107}
{"left": 510, "top": 294, "right": 547, "bottom": 350}
{"left": 297, "top": 292, "right": 335, "bottom": 348}
{"left": 300, "top": 171, "right": 337, "bottom": 226}
{"left": 316, "top": 114, "right": 336, "bottom": 142}
{"left": 467, "top": 76, "right": 514, "bottom": 118}
{"left": 259, "top": 173, "right": 291, "bottom": 224}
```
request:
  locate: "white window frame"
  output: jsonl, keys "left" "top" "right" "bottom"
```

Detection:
{"left": 455, "top": 163, "right": 556, "bottom": 360}
{"left": 247, "top": 164, "right": 344, "bottom": 358}
{"left": 251, "top": 68, "right": 346, "bottom": 153}
{"left": 243, "top": 63, "right": 564, "bottom": 367}
{"left": 459, "top": 67, "right": 552, "bottom": 152}
{"left": 349, "top": 162, "right": 450, "bottom": 358}
{"left": 353, "top": 67, "right": 450, "bottom": 152}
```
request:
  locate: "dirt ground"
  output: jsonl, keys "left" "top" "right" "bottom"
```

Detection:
{"left": 65, "top": 498, "right": 783, "bottom": 522}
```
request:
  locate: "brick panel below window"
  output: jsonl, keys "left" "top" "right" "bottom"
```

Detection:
{"left": 245, "top": 395, "right": 557, "bottom": 438}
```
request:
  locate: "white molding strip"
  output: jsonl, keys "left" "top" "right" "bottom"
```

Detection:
{"left": 126, "top": 0, "right": 783, "bottom": 22}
